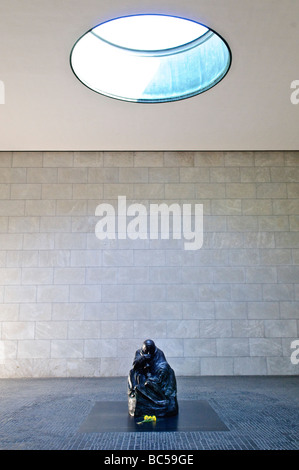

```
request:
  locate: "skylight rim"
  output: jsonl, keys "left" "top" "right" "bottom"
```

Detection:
{"left": 90, "top": 28, "right": 214, "bottom": 57}
{"left": 69, "top": 13, "right": 232, "bottom": 104}
{"left": 90, "top": 13, "right": 210, "bottom": 53}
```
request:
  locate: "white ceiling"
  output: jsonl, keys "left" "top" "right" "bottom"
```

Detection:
{"left": 0, "top": 0, "right": 299, "bottom": 151}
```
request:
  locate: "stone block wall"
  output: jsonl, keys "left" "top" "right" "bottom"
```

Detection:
{"left": 0, "top": 151, "right": 298, "bottom": 377}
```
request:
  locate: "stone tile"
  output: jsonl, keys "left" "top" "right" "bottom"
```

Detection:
{"left": 213, "top": 267, "right": 245, "bottom": 283}
{"left": 74, "top": 151, "right": 103, "bottom": 167}
{"left": 85, "top": 303, "right": 117, "bottom": 321}
{"left": 22, "top": 268, "right": 53, "bottom": 285}
{"left": 118, "top": 302, "right": 151, "bottom": 320}
{"left": 277, "top": 266, "right": 299, "bottom": 283}
{"left": 4, "top": 286, "right": 36, "bottom": 303}
{"left": 103, "top": 152, "right": 134, "bottom": 167}
{"left": 164, "top": 183, "right": 194, "bottom": 199}
{"left": 242, "top": 199, "right": 272, "bottom": 215}
{"left": 84, "top": 338, "right": 119, "bottom": 358}
{"left": 264, "top": 319, "right": 297, "bottom": 337}
{"left": 199, "top": 320, "right": 232, "bottom": 338}
{"left": 37, "top": 285, "right": 69, "bottom": 303}
{"left": 52, "top": 303, "right": 84, "bottom": 321}
{"left": 249, "top": 338, "right": 282, "bottom": 356}
{"left": 27, "top": 168, "right": 57, "bottom": 183}
{"left": 266, "top": 357, "right": 298, "bottom": 374}
{"left": 260, "top": 249, "right": 292, "bottom": 265}
{"left": 182, "top": 302, "right": 214, "bottom": 319}
{"left": 0, "top": 152, "right": 12, "bottom": 167}
{"left": 194, "top": 151, "right": 224, "bottom": 167}
{"left": 258, "top": 215, "right": 289, "bottom": 231}
{"left": 51, "top": 340, "right": 84, "bottom": 358}
{"left": 232, "top": 320, "right": 264, "bottom": 337}
{"left": 241, "top": 167, "right": 270, "bottom": 182}
{"left": 256, "top": 183, "right": 287, "bottom": 198}
{"left": 9, "top": 216, "right": 39, "bottom": 233}
{"left": 234, "top": 357, "right": 267, "bottom": 375}
{"left": 119, "top": 167, "right": 148, "bottom": 183}
{"left": 25, "top": 200, "right": 56, "bottom": 216}
{"left": 184, "top": 338, "right": 216, "bottom": 357}
{"left": 101, "top": 320, "right": 133, "bottom": 338}
{"left": 2, "top": 321, "right": 35, "bottom": 339}
{"left": 279, "top": 302, "right": 299, "bottom": 319}
{"left": 167, "top": 320, "right": 199, "bottom": 338}
{"left": 70, "top": 285, "right": 102, "bottom": 303}
{"left": 42, "top": 184, "right": 73, "bottom": 199}
{"left": 163, "top": 152, "right": 194, "bottom": 167}
{"left": 68, "top": 321, "right": 101, "bottom": 339}
{"left": 224, "top": 151, "right": 254, "bottom": 167}
{"left": 254, "top": 151, "right": 284, "bottom": 166}
{"left": 211, "top": 199, "right": 242, "bottom": 215}
{"left": 195, "top": 183, "right": 225, "bottom": 199}
{"left": 24, "top": 233, "right": 55, "bottom": 250}
{"left": 263, "top": 284, "right": 294, "bottom": 301}
{"left": 226, "top": 183, "right": 256, "bottom": 198}
{"left": 245, "top": 267, "right": 277, "bottom": 283}
{"left": 287, "top": 183, "right": 299, "bottom": 198}
{"left": 229, "top": 249, "right": 259, "bottom": 266}
{"left": 133, "top": 320, "right": 167, "bottom": 338}
{"left": 215, "top": 302, "right": 247, "bottom": 319}
{"left": 181, "top": 267, "right": 213, "bottom": 284}
{"left": 227, "top": 216, "right": 258, "bottom": 231}
{"left": 58, "top": 168, "right": 87, "bottom": 183}
{"left": 273, "top": 199, "right": 299, "bottom": 215}
{"left": 11, "top": 184, "right": 41, "bottom": 199}
{"left": 244, "top": 232, "right": 275, "bottom": 248}
{"left": 201, "top": 357, "right": 234, "bottom": 375}
{"left": 248, "top": 302, "right": 279, "bottom": 319}
{"left": 198, "top": 284, "right": 231, "bottom": 301}
{"left": 179, "top": 167, "right": 209, "bottom": 183}
{"left": 43, "top": 152, "right": 74, "bottom": 167}
{"left": 216, "top": 338, "right": 249, "bottom": 356}
{"left": 0, "top": 168, "right": 26, "bottom": 183}
{"left": 87, "top": 168, "right": 118, "bottom": 183}
{"left": 0, "top": 201, "right": 25, "bottom": 216}
{"left": 210, "top": 167, "right": 240, "bottom": 182}
{"left": 35, "top": 321, "right": 68, "bottom": 339}
{"left": 52, "top": 266, "right": 84, "bottom": 285}
{"left": 133, "top": 151, "right": 164, "bottom": 167}
{"left": 17, "top": 340, "right": 50, "bottom": 358}
{"left": 0, "top": 304, "right": 19, "bottom": 321}
{"left": 231, "top": 284, "right": 262, "bottom": 301}
{"left": 148, "top": 167, "right": 179, "bottom": 183}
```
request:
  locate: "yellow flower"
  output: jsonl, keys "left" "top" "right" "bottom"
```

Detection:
{"left": 137, "top": 415, "right": 157, "bottom": 424}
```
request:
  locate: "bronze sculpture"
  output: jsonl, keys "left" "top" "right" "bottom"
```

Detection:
{"left": 128, "top": 339, "right": 178, "bottom": 417}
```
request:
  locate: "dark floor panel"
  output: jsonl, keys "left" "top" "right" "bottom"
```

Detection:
{"left": 78, "top": 400, "right": 229, "bottom": 433}
{"left": 1, "top": 377, "right": 299, "bottom": 449}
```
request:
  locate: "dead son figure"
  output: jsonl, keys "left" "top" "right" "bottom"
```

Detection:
{"left": 128, "top": 339, "right": 178, "bottom": 417}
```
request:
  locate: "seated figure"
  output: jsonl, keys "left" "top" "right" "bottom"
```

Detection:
{"left": 128, "top": 339, "right": 178, "bottom": 417}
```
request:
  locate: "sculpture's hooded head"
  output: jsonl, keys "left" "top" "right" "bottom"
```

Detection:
{"left": 142, "top": 339, "right": 156, "bottom": 357}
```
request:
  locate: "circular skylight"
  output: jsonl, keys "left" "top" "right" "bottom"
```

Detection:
{"left": 70, "top": 14, "right": 231, "bottom": 103}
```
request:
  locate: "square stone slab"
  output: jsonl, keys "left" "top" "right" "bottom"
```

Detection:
{"left": 79, "top": 400, "right": 229, "bottom": 433}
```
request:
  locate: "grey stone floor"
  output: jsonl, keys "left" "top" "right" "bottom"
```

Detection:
{"left": 0, "top": 376, "right": 298, "bottom": 450}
